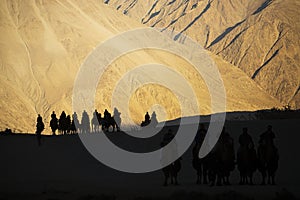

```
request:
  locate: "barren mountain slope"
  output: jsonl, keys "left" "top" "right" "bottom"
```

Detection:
{"left": 105, "top": 0, "right": 300, "bottom": 108}
{"left": 106, "top": 0, "right": 258, "bottom": 46}
{"left": 209, "top": 0, "right": 300, "bottom": 108}
{"left": 0, "top": 0, "right": 281, "bottom": 133}
{"left": 0, "top": 0, "right": 144, "bottom": 132}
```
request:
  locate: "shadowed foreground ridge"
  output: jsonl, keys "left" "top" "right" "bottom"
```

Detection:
{"left": 0, "top": 114, "right": 300, "bottom": 199}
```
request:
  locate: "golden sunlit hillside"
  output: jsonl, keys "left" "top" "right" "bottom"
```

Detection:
{"left": 0, "top": 0, "right": 283, "bottom": 133}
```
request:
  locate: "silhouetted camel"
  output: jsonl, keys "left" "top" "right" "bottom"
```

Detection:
{"left": 192, "top": 124, "right": 208, "bottom": 184}
{"left": 141, "top": 120, "right": 150, "bottom": 127}
{"left": 237, "top": 143, "right": 257, "bottom": 185}
{"left": 162, "top": 158, "right": 181, "bottom": 186}
{"left": 102, "top": 116, "right": 119, "bottom": 132}
{"left": 192, "top": 142, "right": 209, "bottom": 184}
{"left": 91, "top": 110, "right": 101, "bottom": 133}
{"left": 205, "top": 145, "right": 223, "bottom": 186}
{"left": 257, "top": 142, "right": 278, "bottom": 185}
{"left": 160, "top": 129, "right": 181, "bottom": 186}
{"left": 218, "top": 128, "right": 235, "bottom": 185}
{"left": 257, "top": 126, "right": 279, "bottom": 185}
{"left": 237, "top": 128, "right": 257, "bottom": 185}
{"left": 202, "top": 128, "right": 235, "bottom": 186}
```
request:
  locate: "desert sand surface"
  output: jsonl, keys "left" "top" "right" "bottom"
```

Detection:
{"left": 0, "top": 118, "right": 300, "bottom": 200}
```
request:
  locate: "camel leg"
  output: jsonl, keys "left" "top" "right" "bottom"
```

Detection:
{"left": 224, "top": 175, "right": 230, "bottom": 185}
{"left": 203, "top": 168, "right": 208, "bottom": 184}
{"left": 196, "top": 172, "right": 200, "bottom": 184}
{"left": 267, "top": 172, "right": 271, "bottom": 185}
{"left": 199, "top": 170, "right": 202, "bottom": 184}
{"left": 271, "top": 174, "right": 276, "bottom": 185}
{"left": 261, "top": 171, "right": 266, "bottom": 185}
{"left": 249, "top": 174, "right": 254, "bottom": 185}
{"left": 208, "top": 170, "right": 215, "bottom": 186}
{"left": 220, "top": 175, "right": 224, "bottom": 185}
{"left": 196, "top": 168, "right": 202, "bottom": 184}
{"left": 239, "top": 172, "right": 244, "bottom": 185}
{"left": 174, "top": 174, "right": 179, "bottom": 185}
{"left": 163, "top": 170, "right": 169, "bottom": 186}
{"left": 164, "top": 176, "right": 168, "bottom": 186}
{"left": 216, "top": 176, "right": 222, "bottom": 186}
{"left": 170, "top": 172, "right": 175, "bottom": 185}
{"left": 267, "top": 170, "right": 276, "bottom": 185}
{"left": 227, "top": 176, "right": 231, "bottom": 185}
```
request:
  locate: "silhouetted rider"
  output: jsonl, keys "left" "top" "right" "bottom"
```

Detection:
{"left": 36, "top": 114, "right": 44, "bottom": 146}
{"left": 259, "top": 125, "right": 275, "bottom": 146}
{"left": 239, "top": 127, "right": 254, "bottom": 149}
{"left": 51, "top": 111, "right": 56, "bottom": 119}
{"left": 50, "top": 111, "right": 58, "bottom": 135}
{"left": 104, "top": 109, "right": 111, "bottom": 119}
{"left": 93, "top": 109, "right": 98, "bottom": 118}
{"left": 145, "top": 112, "right": 150, "bottom": 123}
{"left": 220, "top": 127, "right": 234, "bottom": 146}
{"left": 195, "top": 124, "right": 207, "bottom": 145}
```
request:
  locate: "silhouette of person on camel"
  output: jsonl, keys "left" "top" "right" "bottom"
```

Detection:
{"left": 141, "top": 111, "right": 158, "bottom": 127}
{"left": 71, "top": 112, "right": 79, "bottom": 134}
{"left": 81, "top": 110, "right": 90, "bottom": 133}
{"left": 145, "top": 112, "right": 150, "bottom": 123}
{"left": 260, "top": 125, "right": 275, "bottom": 146}
{"left": 50, "top": 111, "right": 58, "bottom": 135}
{"left": 150, "top": 111, "right": 158, "bottom": 127}
{"left": 36, "top": 114, "right": 44, "bottom": 146}
{"left": 113, "top": 108, "right": 121, "bottom": 132}
{"left": 141, "top": 112, "right": 151, "bottom": 127}
{"left": 237, "top": 127, "right": 256, "bottom": 185}
{"left": 104, "top": 109, "right": 111, "bottom": 120}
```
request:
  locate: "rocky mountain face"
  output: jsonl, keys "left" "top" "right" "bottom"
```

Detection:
{"left": 0, "top": 0, "right": 142, "bottom": 132}
{"left": 0, "top": 0, "right": 285, "bottom": 133}
{"left": 105, "top": 0, "right": 300, "bottom": 108}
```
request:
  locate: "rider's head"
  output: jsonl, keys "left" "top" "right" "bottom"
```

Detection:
{"left": 243, "top": 127, "right": 248, "bottom": 134}
{"left": 267, "top": 125, "right": 272, "bottom": 131}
